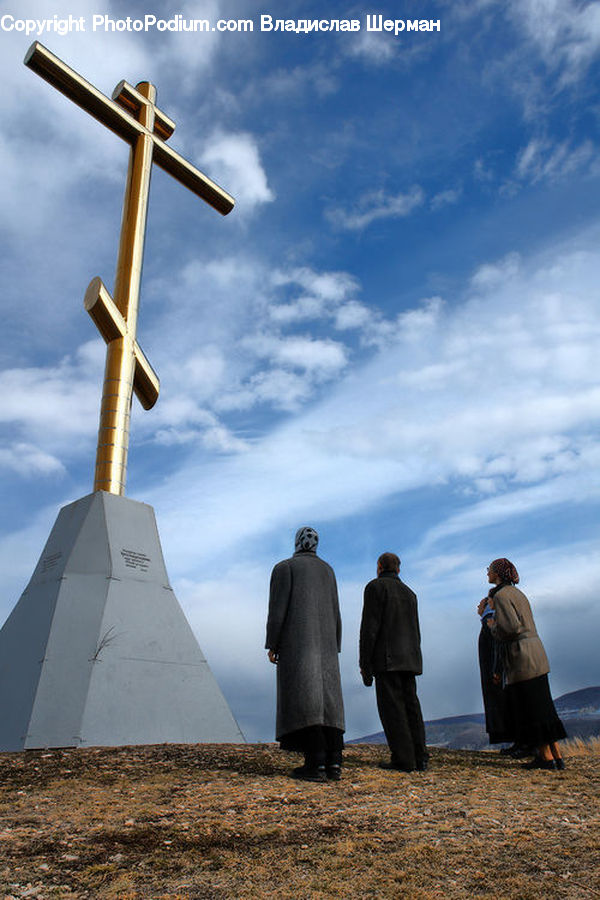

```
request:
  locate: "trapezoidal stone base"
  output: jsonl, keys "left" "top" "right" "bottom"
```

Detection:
{"left": 0, "top": 491, "right": 244, "bottom": 751}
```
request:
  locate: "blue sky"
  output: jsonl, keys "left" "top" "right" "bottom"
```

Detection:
{"left": 1, "top": 0, "right": 599, "bottom": 742}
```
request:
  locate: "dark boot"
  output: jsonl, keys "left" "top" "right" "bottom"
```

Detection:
{"left": 291, "top": 751, "right": 327, "bottom": 782}
{"left": 416, "top": 752, "right": 429, "bottom": 772}
{"left": 522, "top": 756, "right": 557, "bottom": 771}
{"left": 326, "top": 750, "right": 343, "bottom": 781}
{"left": 379, "top": 760, "right": 415, "bottom": 772}
{"left": 510, "top": 744, "right": 534, "bottom": 759}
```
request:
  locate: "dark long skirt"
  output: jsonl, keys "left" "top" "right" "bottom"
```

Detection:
{"left": 506, "top": 674, "right": 567, "bottom": 747}
{"left": 478, "top": 624, "right": 513, "bottom": 743}
{"left": 279, "top": 725, "right": 344, "bottom": 754}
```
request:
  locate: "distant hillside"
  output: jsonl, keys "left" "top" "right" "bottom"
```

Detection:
{"left": 554, "top": 686, "right": 600, "bottom": 715}
{"left": 351, "top": 685, "right": 600, "bottom": 749}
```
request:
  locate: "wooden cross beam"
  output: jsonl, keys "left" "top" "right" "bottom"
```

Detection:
{"left": 25, "top": 42, "right": 235, "bottom": 496}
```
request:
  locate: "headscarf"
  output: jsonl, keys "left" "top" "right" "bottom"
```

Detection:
{"left": 489, "top": 557, "right": 519, "bottom": 585}
{"left": 295, "top": 526, "right": 319, "bottom": 553}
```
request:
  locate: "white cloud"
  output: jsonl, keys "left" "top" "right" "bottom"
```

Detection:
{"left": 430, "top": 187, "right": 462, "bottom": 210}
{"left": 181, "top": 347, "right": 227, "bottom": 397}
{"left": 326, "top": 186, "right": 424, "bottom": 231}
{"left": 0, "top": 443, "right": 65, "bottom": 478}
{"left": 333, "top": 301, "right": 373, "bottom": 330}
{"left": 516, "top": 137, "right": 597, "bottom": 183}
{"left": 0, "top": 253, "right": 371, "bottom": 466}
{"left": 152, "top": 403, "right": 248, "bottom": 453}
{"left": 269, "top": 297, "right": 325, "bottom": 324}
{"left": 0, "top": 347, "right": 101, "bottom": 446}
{"left": 143, "top": 258, "right": 368, "bottom": 418}
{"left": 473, "top": 157, "right": 495, "bottom": 183}
{"left": 143, "top": 230, "right": 600, "bottom": 573}
{"left": 272, "top": 267, "right": 359, "bottom": 304}
{"left": 4, "top": 225, "right": 599, "bottom": 517}
{"left": 470, "top": 252, "right": 521, "bottom": 288}
{"left": 0, "top": 0, "right": 175, "bottom": 229}
{"left": 269, "top": 267, "right": 369, "bottom": 330}
{"left": 243, "top": 334, "right": 348, "bottom": 377}
{"left": 199, "top": 131, "right": 275, "bottom": 213}
{"left": 345, "top": 30, "right": 396, "bottom": 64}
{"left": 259, "top": 62, "right": 339, "bottom": 99}
{"left": 506, "top": 0, "right": 600, "bottom": 82}
{"left": 217, "top": 368, "right": 313, "bottom": 412}
{"left": 154, "top": 0, "right": 224, "bottom": 83}
{"left": 460, "top": 0, "right": 600, "bottom": 85}
{"left": 422, "top": 466, "right": 600, "bottom": 548}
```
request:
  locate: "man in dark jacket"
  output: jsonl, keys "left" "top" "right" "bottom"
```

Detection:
{"left": 266, "top": 526, "right": 345, "bottom": 782}
{"left": 359, "top": 552, "right": 428, "bottom": 772}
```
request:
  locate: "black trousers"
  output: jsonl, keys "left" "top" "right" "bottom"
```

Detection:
{"left": 375, "top": 671, "right": 427, "bottom": 770}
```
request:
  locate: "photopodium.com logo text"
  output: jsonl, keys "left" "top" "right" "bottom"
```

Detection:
{"left": 1, "top": 13, "right": 441, "bottom": 38}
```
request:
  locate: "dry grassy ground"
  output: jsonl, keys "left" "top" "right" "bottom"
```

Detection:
{"left": 0, "top": 742, "right": 598, "bottom": 899}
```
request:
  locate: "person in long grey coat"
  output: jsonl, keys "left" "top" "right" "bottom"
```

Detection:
{"left": 266, "top": 526, "right": 345, "bottom": 782}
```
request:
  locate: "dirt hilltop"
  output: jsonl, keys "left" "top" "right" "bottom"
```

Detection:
{"left": 1, "top": 742, "right": 598, "bottom": 899}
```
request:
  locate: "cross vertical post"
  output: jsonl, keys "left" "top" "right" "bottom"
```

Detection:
{"left": 25, "top": 42, "right": 235, "bottom": 496}
{"left": 93, "top": 81, "right": 157, "bottom": 495}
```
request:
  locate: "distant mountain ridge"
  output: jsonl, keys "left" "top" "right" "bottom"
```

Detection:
{"left": 350, "top": 686, "right": 600, "bottom": 749}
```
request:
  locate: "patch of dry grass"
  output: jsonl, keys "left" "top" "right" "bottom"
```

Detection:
{"left": 0, "top": 742, "right": 598, "bottom": 899}
{"left": 563, "top": 736, "right": 600, "bottom": 757}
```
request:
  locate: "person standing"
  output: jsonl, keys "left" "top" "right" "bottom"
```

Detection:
{"left": 359, "top": 552, "right": 428, "bottom": 772}
{"left": 266, "top": 526, "right": 345, "bottom": 782}
{"left": 486, "top": 557, "right": 566, "bottom": 771}
{"left": 477, "top": 594, "right": 514, "bottom": 747}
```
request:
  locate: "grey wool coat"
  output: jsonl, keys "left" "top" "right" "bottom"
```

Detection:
{"left": 488, "top": 584, "right": 550, "bottom": 685}
{"left": 266, "top": 550, "right": 345, "bottom": 740}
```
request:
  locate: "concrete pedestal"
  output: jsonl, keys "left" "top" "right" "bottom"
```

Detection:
{"left": 0, "top": 491, "right": 244, "bottom": 750}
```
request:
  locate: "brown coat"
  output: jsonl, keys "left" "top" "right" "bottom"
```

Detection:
{"left": 488, "top": 585, "right": 549, "bottom": 684}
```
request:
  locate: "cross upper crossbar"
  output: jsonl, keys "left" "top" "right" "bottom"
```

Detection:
{"left": 25, "top": 42, "right": 234, "bottom": 214}
{"left": 25, "top": 42, "right": 235, "bottom": 496}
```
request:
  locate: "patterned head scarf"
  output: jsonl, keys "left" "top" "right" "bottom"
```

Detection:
{"left": 489, "top": 557, "right": 519, "bottom": 585}
{"left": 295, "top": 526, "right": 319, "bottom": 553}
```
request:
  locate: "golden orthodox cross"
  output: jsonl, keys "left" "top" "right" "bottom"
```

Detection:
{"left": 25, "top": 42, "right": 234, "bottom": 496}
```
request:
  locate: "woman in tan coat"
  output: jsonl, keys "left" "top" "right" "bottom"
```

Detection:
{"left": 486, "top": 558, "right": 566, "bottom": 771}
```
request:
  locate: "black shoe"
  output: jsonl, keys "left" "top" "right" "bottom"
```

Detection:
{"left": 510, "top": 745, "right": 534, "bottom": 759}
{"left": 555, "top": 758, "right": 566, "bottom": 771}
{"left": 291, "top": 765, "right": 327, "bottom": 782}
{"left": 326, "top": 764, "right": 342, "bottom": 781}
{"left": 521, "top": 757, "right": 557, "bottom": 771}
{"left": 416, "top": 758, "right": 429, "bottom": 771}
{"left": 379, "top": 761, "right": 414, "bottom": 773}
{"left": 500, "top": 743, "right": 518, "bottom": 756}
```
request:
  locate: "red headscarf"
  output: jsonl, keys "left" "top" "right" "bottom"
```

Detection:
{"left": 489, "top": 557, "right": 519, "bottom": 585}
